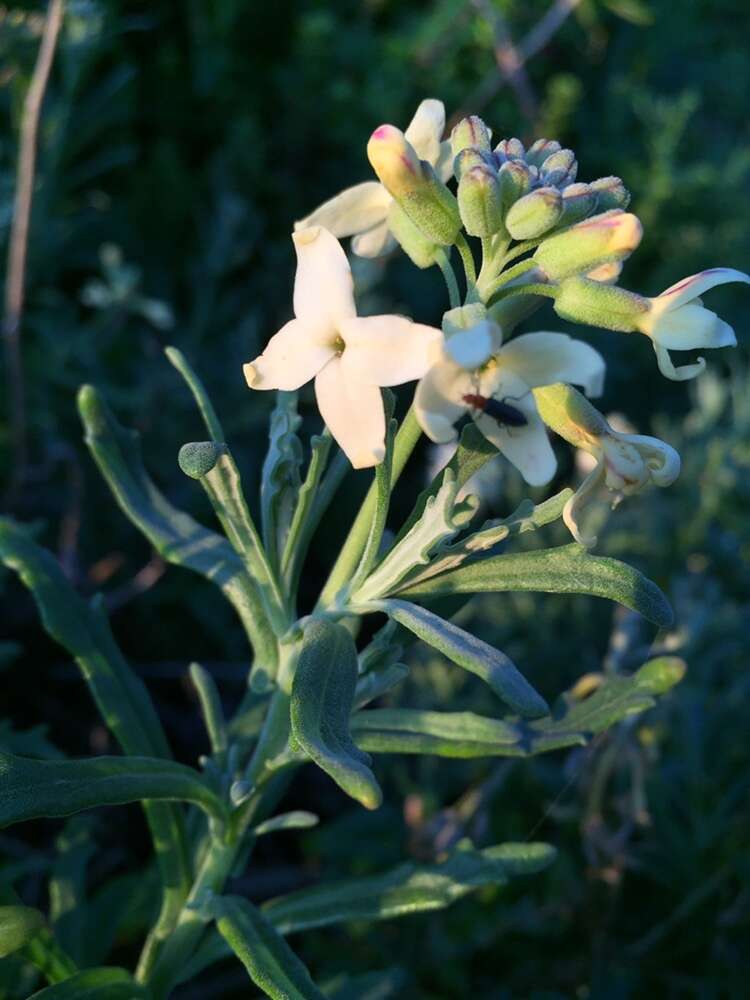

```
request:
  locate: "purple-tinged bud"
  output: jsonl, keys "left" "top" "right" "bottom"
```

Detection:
{"left": 525, "top": 138, "right": 562, "bottom": 167}
{"left": 498, "top": 159, "right": 532, "bottom": 213}
{"left": 505, "top": 186, "right": 562, "bottom": 240}
{"left": 558, "top": 183, "right": 598, "bottom": 226}
{"left": 453, "top": 146, "right": 496, "bottom": 182}
{"left": 458, "top": 164, "right": 504, "bottom": 237}
{"left": 553, "top": 276, "right": 649, "bottom": 331}
{"left": 540, "top": 148, "right": 578, "bottom": 187}
{"left": 534, "top": 210, "right": 643, "bottom": 281}
{"left": 494, "top": 137, "right": 525, "bottom": 162}
{"left": 450, "top": 115, "right": 492, "bottom": 157}
{"left": 589, "top": 176, "right": 630, "bottom": 210}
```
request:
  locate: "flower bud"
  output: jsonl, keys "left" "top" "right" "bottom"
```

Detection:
{"left": 453, "top": 146, "right": 496, "bottom": 182}
{"left": 505, "top": 186, "right": 562, "bottom": 240}
{"left": 367, "top": 124, "right": 424, "bottom": 196}
{"left": 540, "top": 148, "right": 577, "bottom": 187}
{"left": 534, "top": 210, "right": 643, "bottom": 281}
{"left": 494, "top": 137, "right": 525, "bottom": 162}
{"left": 525, "top": 138, "right": 561, "bottom": 167}
{"left": 457, "top": 164, "right": 504, "bottom": 237}
{"left": 178, "top": 441, "right": 223, "bottom": 479}
{"left": 498, "top": 160, "right": 532, "bottom": 213}
{"left": 589, "top": 176, "right": 630, "bottom": 210}
{"left": 558, "top": 183, "right": 598, "bottom": 226}
{"left": 387, "top": 201, "right": 441, "bottom": 269}
{"left": 554, "top": 276, "right": 649, "bottom": 331}
{"left": 450, "top": 115, "right": 492, "bottom": 157}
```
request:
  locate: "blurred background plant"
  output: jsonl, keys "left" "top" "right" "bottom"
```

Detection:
{"left": 1, "top": 0, "right": 748, "bottom": 996}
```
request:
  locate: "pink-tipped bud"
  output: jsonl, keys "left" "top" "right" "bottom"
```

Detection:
{"left": 534, "top": 210, "right": 643, "bottom": 281}
{"left": 367, "top": 124, "right": 424, "bottom": 199}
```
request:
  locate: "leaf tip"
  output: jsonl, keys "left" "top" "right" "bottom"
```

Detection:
{"left": 635, "top": 655, "right": 686, "bottom": 694}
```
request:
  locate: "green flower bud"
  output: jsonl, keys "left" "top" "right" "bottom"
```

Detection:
{"left": 387, "top": 201, "right": 441, "bottom": 269}
{"left": 590, "top": 176, "right": 630, "bottom": 210}
{"left": 494, "top": 137, "right": 525, "bottom": 162}
{"left": 450, "top": 115, "right": 492, "bottom": 157}
{"left": 498, "top": 159, "right": 532, "bottom": 212}
{"left": 453, "top": 146, "right": 496, "bottom": 182}
{"left": 553, "top": 275, "right": 649, "bottom": 331}
{"left": 525, "top": 138, "right": 561, "bottom": 167}
{"left": 457, "top": 164, "right": 504, "bottom": 237}
{"left": 558, "top": 183, "right": 598, "bottom": 226}
{"left": 505, "top": 186, "right": 562, "bottom": 240}
{"left": 178, "top": 441, "right": 223, "bottom": 479}
{"left": 534, "top": 210, "right": 643, "bottom": 281}
{"left": 368, "top": 124, "right": 461, "bottom": 245}
{"left": 540, "top": 148, "right": 577, "bottom": 187}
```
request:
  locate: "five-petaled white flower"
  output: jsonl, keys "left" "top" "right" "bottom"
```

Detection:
{"left": 243, "top": 227, "right": 441, "bottom": 469}
{"left": 636, "top": 268, "right": 750, "bottom": 381}
{"left": 414, "top": 316, "right": 605, "bottom": 486}
{"left": 295, "top": 100, "right": 452, "bottom": 259}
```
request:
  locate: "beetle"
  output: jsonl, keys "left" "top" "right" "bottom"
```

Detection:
{"left": 462, "top": 393, "right": 528, "bottom": 428}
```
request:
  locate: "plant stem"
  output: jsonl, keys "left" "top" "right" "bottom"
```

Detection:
{"left": 481, "top": 257, "right": 539, "bottom": 301}
{"left": 488, "top": 282, "right": 558, "bottom": 306}
{"left": 436, "top": 250, "right": 461, "bottom": 309}
{"left": 317, "top": 406, "right": 422, "bottom": 609}
{"left": 454, "top": 233, "right": 477, "bottom": 294}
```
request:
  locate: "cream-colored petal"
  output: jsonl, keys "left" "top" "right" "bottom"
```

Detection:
{"left": 444, "top": 321, "right": 500, "bottom": 369}
{"left": 295, "top": 182, "right": 392, "bottom": 238}
{"left": 404, "top": 99, "right": 446, "bottom": 164}
{"left": 563, "top": 465, "right": 605, "bottom": 547}
{"left": 339, "top": 315, "right": 442, "bottom": 386}
{"left": 292, "top": 227, "right": 356, "bottom": 336}
{"left": 618, "top": 434, "right": 681, "bottom": 486}
{"left": 243, "top": 319, "right": 335, "bottom": 391}
{"left": 653, "top": 343, "right": 706, "bottom": 381}
{"left": 414, "top": 361, "right": 472, "bottom": 443}
{"left": 649, "top": 304, "right": 736, "bottom": 350}
{"left": 659, "top": 267, "right": 750, "bottom": 309}
{"left": 315, "top": 357, "right": 386, "bottom": 468}
{"left": 351, "top": 220, "right": 398, "bottom": 258}
{"left": 497, "top": 332, "right": 606, "bottom": 397}
{"left": 434, "top": 140, "right": 454, "bottom": 182}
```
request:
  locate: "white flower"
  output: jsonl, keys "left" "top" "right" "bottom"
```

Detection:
{"left": 295, "top": 100, "right": 453, "bottom": 259}
{"left": 414, "top": 319, "right": 605, "bottom": 487}
{"left": 243, "top": 227, "right": 441, "bottom": 469}
{"left": 635, "top": 268, "right": 750, "bottom": 380}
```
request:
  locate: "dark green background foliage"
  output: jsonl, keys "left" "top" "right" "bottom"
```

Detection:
{"left": 2, "top": 1, "right": 749, "bottom": 996}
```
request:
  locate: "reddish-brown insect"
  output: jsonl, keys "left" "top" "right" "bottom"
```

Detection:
{"left": 462, "top": 393, "right": 528, "bottom": 427}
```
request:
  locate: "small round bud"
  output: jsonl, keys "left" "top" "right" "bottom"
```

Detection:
{"left": 525, "top": 138, "right": 562, "bottom": 167}
{"left": 494, "top": 137, "right": 525, "bottom": 162}
{"left": 589, "top": 176, "right": 630, "bottom": 210}
{"left": 534, "top": 210, "right": 643, "bottom": 281}
{"left": 457, "top": 164, "right": 504, "bottom": 237}
{"left": 453, "top": 146, "right": 496, "bottom": 182}
{"left": 540, "top": 148, "right": 577, "bottom": 187}
{"left": 450, "top": 115, "right": 492, "bottom": 157}
{"left": 178, "top": 441, "right": 223, "bottom": 479}
{"left": 505, "top": 186, "right": 562, "bottom": 240}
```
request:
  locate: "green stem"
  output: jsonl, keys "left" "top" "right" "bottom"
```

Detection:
{"left": 454, "top": 233, "right": 477, "bottom": 295}
{"left": 481, "top": 258, "right": 539, "bottom": 302}
{"left": 488, "top": 282, "right": 558, "bottom": 306}
{"left": 435, "top": 250, "right": 460, "bottom": 309}
{"left": 317, "top": 406, "right": 422, "bottom": 609}
{"left": 281, "top": 431, "right": 333, "bottom": 598}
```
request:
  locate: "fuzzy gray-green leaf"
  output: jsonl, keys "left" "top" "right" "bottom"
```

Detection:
{"left": 28, "top": 968, "right": 149, "bottom": 999}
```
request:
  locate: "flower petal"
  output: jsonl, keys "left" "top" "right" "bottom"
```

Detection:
{"left": 434, "top": 140, "right": 454, "bottom": 182}
{"left": 619, "top": 434, "right": 681, "bottom": 486}
{"left": 404, "top": 99, "right": 446, "bottom": 164}
{"left": 351, "top": 220, "right": 398, "bottom": 258}
{"left": 659, "top": 267, "right": 750, "bottom": 308}
{"left": 292, "top": 227, "right": 356, "bottom": 336}
{"left": 414, "top": 361, "right": 472, "bottom": 443}
{"left": 295, "top": 182, "right": 392, "bottom": 238}
{"left": 653, "top": 343, "right": 706, "bottom": 382}
{"left": 649, "top": 304, "right": 737, "bottom": 350}
{"left": 475, "top": 370, "right": 557, "bottom": 486}
{"left": 443, "top": 321, "right": 500, "bottom": 369}
{"left": 339, "top": 315, "right": 442, "bottom": 386}
{"left": 315, "top": 357, "right": 386, "bottom": 468}
{"left": 244, "top": 319, "right": 335, "bottom": 391}
{"left": 497, "top": 332, "right": 606, "bottom": 397}
{"left": 563, "top": 465, "right": 605, "bottom": 547}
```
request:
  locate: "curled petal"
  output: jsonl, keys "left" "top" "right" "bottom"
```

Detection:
{"left": 414, "top": 362, "right": 472, "bottom": 443}
{"left": 295, "top": 182, "right": 392, "bottom": 238}
{"left": 563, "top": 465, "right": 605, "bottom": 547}
{"left": 315, "top": 358, "right": 386, "bottom": 469}
{"left": 351, "top": 221, "right": 398, "bottom": 258}
{"left": 619, "top": 434, "right": 681, "bottom": 486}
{"left": 653, "top": 343, "right": 706, "bottom": 382}
{"left": 497, "top": 332, "right": 606, "bottom": 397}
{"left": 404, "top": 99, "right": 446, "bottom": 165}
{"left": 340, "top": 315, "right": 442, "bottom": 386}
{"left": 659, "top": 267, "right": 750, "bottom": 309}
{"left": 244, "top": 319, "right": 335, "bottom": 391}
{"left": 292, "top": 227, "right": 356, "bottom": 336}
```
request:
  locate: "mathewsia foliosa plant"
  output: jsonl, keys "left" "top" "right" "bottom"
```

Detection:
{"left": 1, "top": 99, "right": 746, "bottom": 998}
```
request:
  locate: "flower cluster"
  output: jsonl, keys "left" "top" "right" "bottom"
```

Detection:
{"left": 244, "top": 99, "right": 748, "bottom": 544}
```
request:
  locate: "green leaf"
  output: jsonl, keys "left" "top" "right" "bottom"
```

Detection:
{"left": 28, "top": 968, "right": 150, "bottom": 999}
{"left": 396, "top": 543, "right": 673, "bottom": 628}
{"left": 349, "top": 402, "right": 396, "bottom": 593}
{"left": 0, "top": 751, "right": 227, "bottom": 829}
{"left": 253, "top": 811, "right": 320, "bottom": 836}
{"left": 49, "top": 818, "right": 96, "bottom": 966}
{"left": 352, "top": 656, "right": 685, "bottom": 759}
{"left": 290, "top": 620, "right": 382, "bottom": 810}
{"left": 375, "top": 599, "right": 548, "bottom": 718}
{"left": 164, "top": 345, "right": 225, "bottom": 442}
{"left": 281, "top": 432, "right": 333, "bottom": 594}
{"left": 263, "top": 840, "right": 555, "bottom": 934}
{"left": 261, "top": 392, "right": 303, "bottom": 575}
{"left": 0, "top": 905, "right": 46, "bottom": 958}
{"left": 210, "top": 895, "right": 326, "bottom": 1000}
{"left": 189, "top": 662, "right": 227, "bottom": 754}
{"left": 353, "top": 663, "right": 409, "bottom": 711}
{"left": 77, "top": 385, "right": 277, "bottom": 670}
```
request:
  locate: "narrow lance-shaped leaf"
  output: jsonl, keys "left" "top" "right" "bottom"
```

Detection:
{"left": 49, "top": 818, "right": 96, "bottom": 966}
{"left": 261, "top": 391, "right": 303, "bottom": 575}
{"left": 78, "top": 385, "right": 277, "bottom": 670}
{"left": 0, "top": 751, "right": 227, "bottom": 829}
{"left": 397, "top": 543, "right": 674, "bottom": 628}
{"left": 28, "top": 968, "right": 150, "bottom": 999}
{"left": 210, "top": 895, "right": 326, "bottom": 1000}
{"left": 291, "top": 620, "right": 382, "bottom": 810}
{"left": 281, "top": 432, "right": 333, "bottom": 595}
{"left": 374, "top": 599, "right": 549, "bottom": 719}
{"left": 252, "top": 811, "right": 319, "bottom": 837}
{"left": 165, "top": 345, "right": 225, "bottom": 442}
